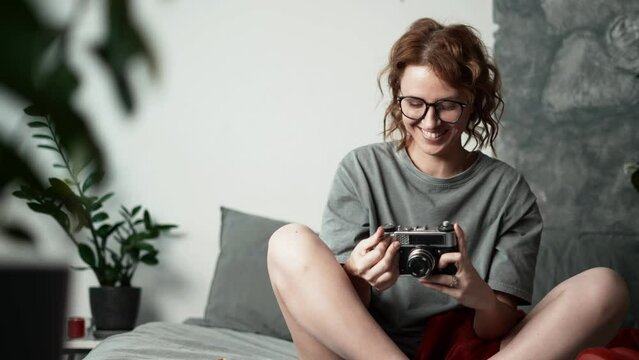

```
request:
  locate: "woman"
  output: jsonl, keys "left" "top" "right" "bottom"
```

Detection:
{"left": 267, "top": 18, "right": 629, "bottom": 360}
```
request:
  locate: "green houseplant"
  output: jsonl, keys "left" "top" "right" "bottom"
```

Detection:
{"left": 1, "top": 0, "right": 156, "bottom": 241}
{"left": 1, "top": 0, "right": 164, "bottom": 347}
{"left": 13, "top": 106, "right": 177, "bottom": 333}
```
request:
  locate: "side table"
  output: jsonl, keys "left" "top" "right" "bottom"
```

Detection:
{"left": 62, "top": 333, "right": 102, "bottom": 360}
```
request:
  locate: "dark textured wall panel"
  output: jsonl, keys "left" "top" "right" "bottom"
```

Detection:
{"left": 493, "top": 0, "right": 639, "bottom": 326}
{"left": 494, "top": 0, "right": 639, "bottom": 229}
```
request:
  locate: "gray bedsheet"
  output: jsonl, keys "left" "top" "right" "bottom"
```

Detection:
{"left": 85, "top": 322, "right": 297, "bottom": 360}
{"left": 84, "top": 228, "right": 638, "bottom": 360}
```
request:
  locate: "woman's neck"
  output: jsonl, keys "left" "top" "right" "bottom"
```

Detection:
{"left": 407, "top": 145, "right": 476, "bottom": 179}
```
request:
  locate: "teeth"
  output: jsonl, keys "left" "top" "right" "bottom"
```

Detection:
{"left": 421, "top": 128, "right": 444, "bottom": 140}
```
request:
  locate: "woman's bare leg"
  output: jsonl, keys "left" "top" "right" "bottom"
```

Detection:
{"left": 493, "top": 267, "right": 629, "bottom": 360}
{"left": 267, "top": 223, "right": 407, "bottom": 360}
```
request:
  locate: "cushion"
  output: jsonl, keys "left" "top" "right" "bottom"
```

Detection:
{"left": 203, "top": 207, "right": 292, "bottom": 341}
{"left": 529, "top": 228, "right": 639, "bottom": 328}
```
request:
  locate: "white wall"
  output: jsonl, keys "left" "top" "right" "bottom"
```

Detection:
{"left": 2, "top": 0, "right": 496, "bottom": 324}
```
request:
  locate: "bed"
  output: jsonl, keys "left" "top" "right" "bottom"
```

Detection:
{"left": 85, "top": 207, "right": 639, "bottom": 359}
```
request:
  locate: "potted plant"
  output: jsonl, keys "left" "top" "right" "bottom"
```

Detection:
{"left": 13, "top": 106, "right": 177, "bottom": 336}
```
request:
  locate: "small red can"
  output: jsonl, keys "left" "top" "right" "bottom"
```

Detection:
{"left": 67, "top": 317, "right": 85, "bottom": 339}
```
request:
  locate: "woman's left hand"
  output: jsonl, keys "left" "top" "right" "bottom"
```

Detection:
{"left": 419, "top": 223, "right": 496, "bottom": 311}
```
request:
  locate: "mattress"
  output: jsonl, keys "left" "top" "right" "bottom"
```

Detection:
{"left": 84, "top": 321, "right": 297, "bottom": 360}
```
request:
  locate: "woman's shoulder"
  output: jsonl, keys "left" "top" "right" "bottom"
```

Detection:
{"left": 341, "top": 141, "right": 399, "bottom": 165}
{"left": 478, "top": 154, "right": 534, "bottom": 195}
{"left": 479, "top": 153, "right": 524, "bottom": 178}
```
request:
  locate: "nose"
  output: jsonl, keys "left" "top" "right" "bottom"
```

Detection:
{"left": 421, "top": 106, "right": 440, "bottom": 128}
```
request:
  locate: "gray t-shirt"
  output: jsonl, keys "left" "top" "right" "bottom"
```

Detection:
{"left": 319, "top": 141, "right": 542, "bottom": 355}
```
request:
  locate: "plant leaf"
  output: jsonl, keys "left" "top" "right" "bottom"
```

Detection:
{"left": 105, "top": 221, "right": 124, "bottom": 238}
{"left": 143, "top": 210, "right": 152, "bottom": 229}
{"left": 24, "top": 104, "right": 48, "bottom": 116}
{"left": 146, "top": 228, "right": 160, "bottom": 239}
{"left": 126, "top": 232, "right": 146, "bottom": 244}
{"left": 97, "top": 224, "right": 111, "bottom": 238}
{"left": 33, "top": 134, "right": 54, "bottom": 140}
{"left": 1, "top": 224, "right": 34, "bottom": 244}
{"left": 80, "top": 195, "right": 98, "bottom": 208}
{"left": 12, "top": 190, "right": 33, "bottom": 200}
{"left": 156, "top": 224, "right": 177, "bottom": 231}
{"left": 78, "top": 244, "right": 96, "bottom": 267}
{"left": 28, "top": 121, "right": 48, "bottom": 128}
{"left": 103, "top": 266, "right": 119, "bottom": 285}
{"left": 91, "top": 193, "right": 114, "bottom": 211}
{"left": 140, "top": 253, "right": 158, "bottom": 265}
{"left": 108, "top": 249, "right": 121, "bottom": 264}
{"left": 82, "top": 171, "right": 104, "bottom": 192}
{"left": 131, "top": 205, "right": 141, "bottom": 217}
{"left": 27, "top": 202, "right": 54, "bottom": 215}
{"left": 37, "top": 144, "right": 59, "bottom": 152}
{"left": 49, "top": 177, "right": 74, "bottom": 198}
{"left": 98, "top": 193, "right": 114, "bottom": 204}
{"left": 47, "top": 178, "right": 91, "bottom": 231}
{"left": 43, "top": 62, "right": 105, "bottom": 177}
{"left": 51, "top": 209, "right": 70, "bottom": 231}
{"left": 19, "top": 184, "right": 41, "bottom": 198}
{"left": 92, "top": 212, "right": 109, "bottom": 222}
{"left": 136, "top": 242, "right": 154, "bottom": 252}
{"left": 94, "top": 0, "right": 157, "bottom": 112}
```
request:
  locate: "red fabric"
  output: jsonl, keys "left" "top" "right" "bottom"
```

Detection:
{"left": 576, "top": 348, "right": 639, "bottom": 360}
{"left": 414, "top": 307, "right": 525, "bottom": 360}
{"left": 414, "top": 307, "right": 639, "bottom": 360}
{"left": 576, "top": 328, "right": 639, "bottom": 360}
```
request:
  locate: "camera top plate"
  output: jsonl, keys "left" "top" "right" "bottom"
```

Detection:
{"left": 382, "top": 221, "right": 457, "bottom": 247}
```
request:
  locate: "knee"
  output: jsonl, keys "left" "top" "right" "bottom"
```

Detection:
{"left": 267, "top": 223, "right": 319, "bottom": 274}
{"left": 577, "top": 267, "right": 630, "bottom": 321}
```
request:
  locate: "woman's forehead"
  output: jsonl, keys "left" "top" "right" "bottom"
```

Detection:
{"left": 400, "top": 65, "right": 462, "bottom": 100}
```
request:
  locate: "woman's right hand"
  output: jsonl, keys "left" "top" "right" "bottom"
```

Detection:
{"left": 343, "top": 226, "right": 400, "bottom": 291}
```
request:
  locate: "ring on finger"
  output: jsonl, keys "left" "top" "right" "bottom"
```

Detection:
{"left": 449, "top": 275, "right": 459, "bottom": 288}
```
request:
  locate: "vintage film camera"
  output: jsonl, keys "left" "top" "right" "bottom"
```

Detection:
{"left": 383, "top": 221, "right": 458, "bottom": 278}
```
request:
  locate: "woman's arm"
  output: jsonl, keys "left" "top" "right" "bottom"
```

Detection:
{"left": 419, "top": 224, "right": 523, "bottom": 340}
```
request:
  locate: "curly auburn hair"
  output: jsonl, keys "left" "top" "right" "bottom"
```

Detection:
{"left": 378, "top": 18, "right": 503, "bottom": 154}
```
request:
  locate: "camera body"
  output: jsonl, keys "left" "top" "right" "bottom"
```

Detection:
{"left": 383, "top": 221, "right": 458, "bottom": 278}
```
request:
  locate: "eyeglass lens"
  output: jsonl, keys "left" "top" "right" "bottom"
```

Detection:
{"left": 400, "top": 97, "right": 463, "bottom": 123}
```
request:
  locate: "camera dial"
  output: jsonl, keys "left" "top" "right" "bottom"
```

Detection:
{"left": 437, "top": 221, "right": 454, "bottom": 232}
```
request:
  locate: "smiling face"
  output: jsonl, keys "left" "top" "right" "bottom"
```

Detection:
{"left": 400, "top": 65, "right": 470, "bottom": 168}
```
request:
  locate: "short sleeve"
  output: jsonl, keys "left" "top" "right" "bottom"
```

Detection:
{"left": 487, "top": 176, "right": 543, "bottom": 305}
{"left": 319, "top": 159, "right": 370, "bottom": 264}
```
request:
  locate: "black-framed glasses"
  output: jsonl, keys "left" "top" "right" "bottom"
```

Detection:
{"left": 397, "top": 96, "right": 467, "bottom": 124}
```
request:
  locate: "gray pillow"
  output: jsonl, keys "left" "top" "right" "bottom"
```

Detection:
{"left": 203, "top": 207, "right": 292, "bottom": 341}
{"left": 529, "top": 228, "right": 639, "bottom": 328}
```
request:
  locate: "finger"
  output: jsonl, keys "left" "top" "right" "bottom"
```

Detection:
{"left": 421, "top": 274, "right": 455, "bottom": 287}
{"left": 438, "top": 252, "right": 462, "bottom": 270}
{"left": 355, "top": 226, "right": 384, "bottom": 254}
{"left": 419, "top": 279, "right": 460, "bottom": 298}
{"left": 367, "top": 241, "right": 400, "bottom": 281}
{"left": 454, "top": 223, "right": 468, "bottom": 256}
{"left": 361, "top": 237, "right": 391, "bottom": 264}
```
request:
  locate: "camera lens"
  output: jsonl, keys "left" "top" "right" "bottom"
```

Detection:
{"left": 407, "top": 248, "right": 436, "bottom": 278}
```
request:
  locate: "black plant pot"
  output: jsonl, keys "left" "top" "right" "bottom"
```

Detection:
{"left": 89, "top": 286, "right": 141, "bottom": 332}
